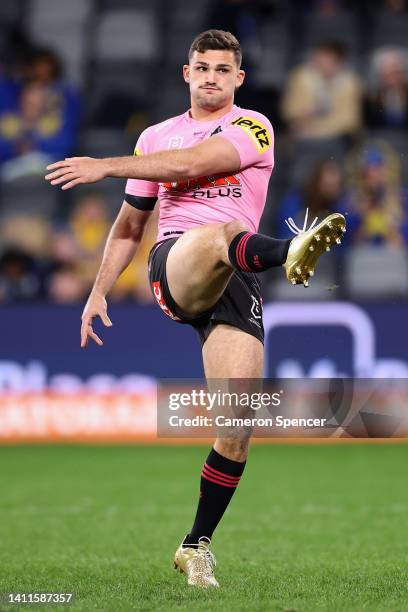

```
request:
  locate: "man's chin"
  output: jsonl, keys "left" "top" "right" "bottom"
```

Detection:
{"left": 196, "top": 94, "right": 226, "bottom": 110}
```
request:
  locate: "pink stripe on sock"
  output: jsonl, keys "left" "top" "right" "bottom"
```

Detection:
{"left": 201, "top": 469, "right": 240, "bottom": 487}
{"left": 201, "top": 470, "right": 239, "bottom": 488}
{"left": 203, "top": 463, "right": 241, "bottom": 482}
{"left": 236, "top": 233, "right": 252, "bottom": 272}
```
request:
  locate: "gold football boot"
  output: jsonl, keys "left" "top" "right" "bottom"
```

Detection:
{"left": 174, "top": 536, "right": 219, "bottom": 588}
{"left": 283, "top": 209, "right": 346, "bottom": 287}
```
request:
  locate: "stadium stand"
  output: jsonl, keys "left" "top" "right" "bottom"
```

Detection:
{"left": 0, "top": 0, "right": 407, "bottom": 304}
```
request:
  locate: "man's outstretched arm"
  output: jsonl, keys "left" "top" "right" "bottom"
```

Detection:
{"left": 45, "top": 135, "right": 241, "bottom": 190}
{"left": 81, "top": 202, "right": 152, "bottom": 348}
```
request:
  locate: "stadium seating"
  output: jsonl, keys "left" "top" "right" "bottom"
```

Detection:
{"left": 30, "top": 0, "right": 93, "bottom": 24}
{"left": 270, "top": 256, "right": 338, "bottom": 301}
{"left": 251, "top": 20, "right": 289, "bottom": 88}
{"left": 28, "top": 0, "right": 94, "bottom": 84}
{"left": 94, "top": 9, "right": 159, "bottom": 62}
{"left": 1, "top": 0, "right": 408, "bottom": 306}
{"left": 89, "top": 8, "right": 160, "bottom": 115}
{"left": 290, "top": 139, "right": 347, "bottom": 187}
{"left": 0, "top": 0, "right": 24, "bottom": 24}
{"left": 298, "top": 11, "right": 360, "bottom": 60}
{"left": 0, "top": 175, "right": 59, "bottom": 220}
{"left": 372, "top": 11, "right": 408, "bottom": 48}
{"left": 345, "top": 244, "right": 408, "bottom": 298}
{"left": 80, "top": 129, "right": 135, "bottom": 159}
{"left": 164, "top": 0, "right": 208, "bottom": 66}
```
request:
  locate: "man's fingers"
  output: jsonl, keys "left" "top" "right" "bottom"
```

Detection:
{"left": 51, "top": 173, "right": 78, "bottom": 186}
{"left": 101, "top": 313, "right": 113, "bottom": 327}
{"left": 62, "top": 178, "right": 84, "bottom": 190}
{"left": 51, "top": 172, "right": 80, "bottom": 185}
{"left": 46, "top": 160, "right": 69, "bottom": 171}
{"left": 80, "top": 310, "right": 112, "bottom": 347}
{"left": 80, "top": 320, "right": 90, "bottom": 347}
{"left": 80, "top": 324, "right": 103, "bottom": 348}
{"left": 89, "top": 329, "right": 103, "bottom": 346}
{"left": 45, "top": 167, "right": 73, "bottom": 181}
{"left": 46, "top": 158, "right": 83, "bottom": 171}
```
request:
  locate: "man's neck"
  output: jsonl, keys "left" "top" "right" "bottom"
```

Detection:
{"left": 189, "top": 101, "right": 234, "bottom": 122}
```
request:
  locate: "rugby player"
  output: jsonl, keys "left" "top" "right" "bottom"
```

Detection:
{"left": 45, "top": 30, "right": 345, "bottom": 588}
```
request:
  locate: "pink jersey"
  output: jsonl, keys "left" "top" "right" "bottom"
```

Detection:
{"left": 125, "top": 105, "right": 274, "bottom": 241}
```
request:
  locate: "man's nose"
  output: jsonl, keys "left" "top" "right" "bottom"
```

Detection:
{"left": 205, "top": 70, "right": 217, "bottom": 83}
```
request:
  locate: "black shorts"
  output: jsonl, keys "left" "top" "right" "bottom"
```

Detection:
{"left": 148, "top": 236, "right": 264, "bottom": 346}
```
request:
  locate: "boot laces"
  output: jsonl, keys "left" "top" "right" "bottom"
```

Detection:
{"left": 197, "top": 541, "right": 216, "bottom": 569}
{"left": 285, "top": 208, "right": 319, "bottom": 236}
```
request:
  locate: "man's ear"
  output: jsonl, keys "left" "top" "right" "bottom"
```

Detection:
{"left": 183, "top": 64, "right": 190, "bottom": 83}
{"left": 236, "top": 69, "right": 245, "bottom": 88}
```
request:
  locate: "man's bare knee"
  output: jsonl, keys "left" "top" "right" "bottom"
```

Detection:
{"left": 214, "top": 435, "right": 251, "bottom": 462}
{"left": 224, "top": 219, "right": 250, "bottom": 241}
{"left": 214, "top": 220, "right": 250, "bottom": 266}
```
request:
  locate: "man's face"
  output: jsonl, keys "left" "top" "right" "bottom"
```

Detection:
{"left": 379, "top": 55, "right": 406, "bottom": 88}
{"left": 313, "top": 49, "right": 342, "bottom": 79}
{"left": 183, "top": 50, "right": 245, "bottom": 111}
{"left": 364, "top": 164, "right": 386, "bottom": 190}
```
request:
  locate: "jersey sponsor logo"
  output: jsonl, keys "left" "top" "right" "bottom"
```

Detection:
{"left": 168, "top": 136, "right": 184, "bottom": 149}
{"left": 162, "top": 174, "right": 242, "bottom": 199}
{"left": 231, "top": 116, "right": 271, "bottom": 153}
{"left": 152, "top": 281, "right": 180, "bottom": 321}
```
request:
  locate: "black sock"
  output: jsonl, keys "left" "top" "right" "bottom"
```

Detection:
{"left": 228, "top": 231, "right": 291, "bottom": 272}
{"left": 184, "top": 448, "right": 246, "bottom": 545}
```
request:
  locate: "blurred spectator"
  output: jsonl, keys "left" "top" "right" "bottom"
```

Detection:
{"left": 70, "top": 191, "right": 157, "bottom": 303}
{"left": 44, "top": 191, "right": 155, "bottom": 303}
{"left": 345, "top": 143, "right": 407, "bottom": 246}
{"left": 0, "top": 47, "right": 80, "bottom": 178}
{"left": 110, "top": 209, "right": 158, "bottom": 304}
{"left": 0, "top": 247, "right": 43, "bottom": 302}
{"left": 281, "top": 40, "right": 362, "bottom": 141}
{"left": 0, "top": 74, "right": 20, "bottom": 115}
{"left": 0, "top": 26, "right": 32, "bottom": 113}
{"left": 69, "top": 191, "right": 110, "bottom": 286}
{"left": 47, "top": 262, "right": 87, "bottom": 304}
{"left": 383, "top": 0, "right": 407, "bottom": 13}
{"left": 25, "top": 48, "right": 80, "bottom": 138}
{"left": 44, "top": 227, "right": 84, "bottom": 303}
{"left": 276, "top": 160, "right": 349, "bottom": 237}
{"left": 364, "top": 48, "right": 408, "bottom": 129}
{"left": 311, "top": 0, "right": 346, "bottom": 15}
{"left": 290, "top": 0, "right": 351, "bottom": 13}
{"left": 0, "top": 215, "right": 51, "bottom": 258}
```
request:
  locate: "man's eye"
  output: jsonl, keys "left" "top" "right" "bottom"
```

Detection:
{"left": 197, "top": 66, "right": 206, "bottom": 71}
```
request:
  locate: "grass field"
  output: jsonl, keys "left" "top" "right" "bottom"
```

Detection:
{"left": 0, "top": 444, "right": 407, "bottom": 611}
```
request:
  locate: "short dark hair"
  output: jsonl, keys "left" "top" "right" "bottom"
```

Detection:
{"left": 29, "top": 47, "right": 63, "bottom": 80}
{"left": 188, "top": 29, "right": 242, "bottom": 67}
{"left": 314, "top": 40, "right": 347, "bottom": 60}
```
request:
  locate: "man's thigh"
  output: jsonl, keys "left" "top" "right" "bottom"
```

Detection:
{"left": 202, "top": 324, "right": 263, "bottom": 378}
{"left": 165, "top": 223, "right": 233, "bottom": 316}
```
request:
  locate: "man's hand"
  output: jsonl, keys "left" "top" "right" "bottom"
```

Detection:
{"left": 45, "top": 157, "right": 109, "bottom": 190}
{"left": 81, "top": 292, "right": 112, "bottom": 348}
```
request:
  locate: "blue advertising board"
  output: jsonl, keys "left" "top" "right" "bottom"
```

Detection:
{"left": 0, "top": 301, "right": 407, "bottom": 392}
